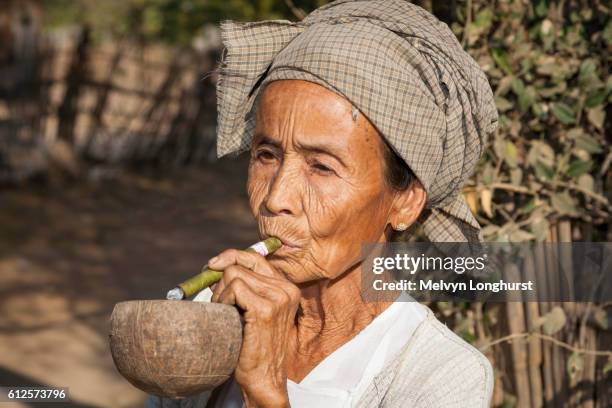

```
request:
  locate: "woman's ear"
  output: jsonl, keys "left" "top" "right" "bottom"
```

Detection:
{"left": 388, "top": 179, "right": 427, "bottom": 231}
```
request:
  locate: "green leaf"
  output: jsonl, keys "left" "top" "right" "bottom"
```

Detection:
{"left": 551, "top": 192, "right": 578, "bottom": 215}
{"left": 579, "top": 59, "right": 603, "bottom": 91}
{"left": 531, "top": 102, "right": 546, "bottom": 118}
{"left": 523, "top": 86, "right": 537, "bottom": 112}
{"left": 566, "top": 127, "right": 585, "bottom": 139}
{"left": 503, "top": 141, "right": 519, "bottom": 168}
{"left": 492, "top": 49, "right": 513, "bottom": 76}
{"left": 534, "top": 161, "right": 555, "bottom": 181}
{"left": 556, "top": 151, "right": 571, "bottom": 175}
{"left": 577, "top": 174, "right": 594, "bottom": 192}
{"left": 530, "top": 216, "right": 550, "bottom": 242}
{"left": 464, "top": 23, "right": 481, "bottom": 46}
{"left": 510, "top": 168, "right": 523, "bottom": 185}
{"left": 552, "top": 102, "right": 576, "bottom": 124}
{"left": 482, "top": 162, "right": 495, "bottom": 185}
{"left": 567, "top": 160, "right": 593, "bottom": 178}
{"left": 495, "top": 96, "right": 513, "bottom": 112}
{"left": 474, "top": 8, "right": 493, "bottom": 30}
{"left": 538, "top": 83, "right": 567, "bottom": 98}
{"left": 535, "top": 306, "right": 567, "bottom": 335}
{"left": 603, "top": 20, "right": 612, "bottom": 46}
{"left": 585, "top": 88, "right": 608, "bottom": 108}
{"left": 579, "top": 59, "right": 597, "bottom": 82}
{"left": 496, "top": 76, "right": 514, "bottom": 96}
{"left": 461, "top": 331, "right": 477, "bottom": 344}
{"left": 592, "top": 306, "right": 609, "bottom": 330}
{"left": 519, "top": 198, "right": 536, "bottom": 215}
{"left": 572, "top": 148, "right": 591, "bottom": 162}
{"left": 567, "top": 352, "right": 584, "bottom": 380}
{"left": 512, "top": 79, "right": 533, "bottom": 112}
{"left": 535, "top": 0, "right": 548, "bottom": 17}
{"left": 580, "top": 8, "right": 593, "bottom": 21}
{"left": 587, "top": 106, "right": 605, "bottom": 130}
{"left": 528, "top": 141, "right": 555, "bottom": 167}
{"left": 574, "top": 134, "right": 603, "bottom": 154}
{"left": 535, "top": 55, "right": 557, "bottom": 76}
{"left": 494, "top": 136, "right": 506, "bottom": 161}
{"left": 512, "top": 78, "right": 525, "bottom": 96}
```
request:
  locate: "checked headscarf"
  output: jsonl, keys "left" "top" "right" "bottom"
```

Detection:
{"left": 214, "top": 0, "right": 498, "bottom": 242}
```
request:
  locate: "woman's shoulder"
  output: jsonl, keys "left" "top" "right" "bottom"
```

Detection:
{"left": 380, "top": 304, "right": 494, "bottom": 407}
{"left": 415, "top": 305, "right": 493, "bottom": 372}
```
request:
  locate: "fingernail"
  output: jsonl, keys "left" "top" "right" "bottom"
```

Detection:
{"left": 208, "top": 256, "right": 219, "bottom": 265}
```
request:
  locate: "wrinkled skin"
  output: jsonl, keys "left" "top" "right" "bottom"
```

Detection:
{"left": 210, "top": 80, "right": 427, "bottom": 407}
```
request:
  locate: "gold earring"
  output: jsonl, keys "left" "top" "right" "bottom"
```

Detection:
{"left": 396, "top": 222, "right": 408, "bottom": 231}
{"left": 351, "top": 105, "right": 359, "bottom": 121}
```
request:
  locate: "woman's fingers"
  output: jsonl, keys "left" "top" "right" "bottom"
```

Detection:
{"left": 211, "top": 264, "right": 295, "bottom": 304}
{"left": 208, "top": 248, "right": 279, "bottom": 278}
{"left": 217, "top": 277, "right": 277, "bottom": 320}
{"left": 207, "top": 248, "right": 300, "bottom": 308}
{"left": 206, "top": 250, "right": 297, "bottom": 408}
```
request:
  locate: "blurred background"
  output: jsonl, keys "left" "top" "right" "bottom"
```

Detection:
{"left": 0, "top": 0, "right": 610, "bottom": 407}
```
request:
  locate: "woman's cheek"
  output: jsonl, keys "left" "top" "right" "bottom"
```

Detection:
{"left": 248, "top": 181, "right": 268, "bottom": 215}
{"left": 247, "top": 166, "right": 273, "bottom": 215}
{"left": 303, "top": 181, "right": 361, "bottom": 271}
{"left": 303, "top": 177, "right": 345, "bottom": 235}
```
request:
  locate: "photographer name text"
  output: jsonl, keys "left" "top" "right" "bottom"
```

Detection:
{"left": 372, "top": 279, "right": 534, "bottom": 292}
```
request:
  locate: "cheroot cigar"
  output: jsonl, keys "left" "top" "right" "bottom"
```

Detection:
{"left": 166, "top": 237, "right": 282, "bottom": 300}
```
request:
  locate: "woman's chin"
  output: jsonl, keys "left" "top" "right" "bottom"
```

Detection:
{"left": 267, "top": 256, "right": 312, "bottom": 283}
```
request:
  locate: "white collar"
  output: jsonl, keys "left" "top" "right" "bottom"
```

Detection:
{"left": 286, "top": 291, "right": 426, "bottom": 407}
{"left": 194, "top": 289, "right": 426, "bottom": 407}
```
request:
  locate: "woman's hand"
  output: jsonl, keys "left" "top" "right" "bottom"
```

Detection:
{"left": 208, "top": 249, "right": 300, "bottom": 408}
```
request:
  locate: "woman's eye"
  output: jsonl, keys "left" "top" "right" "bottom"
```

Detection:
{"left": 311, "top": 162, "right": 334, "bottom": 174}
{"left": 256, "top": 150, "right": 276, "bottom": 161}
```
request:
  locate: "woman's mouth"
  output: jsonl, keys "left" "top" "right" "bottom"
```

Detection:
{"left": 263, "top": 233, "right": 300, "bottom": 252}
{"left": 280, "top": 242, "right": 299, "bottom": 251}
{"left": 277, "top": 238, "right": 300, "bottom": 251}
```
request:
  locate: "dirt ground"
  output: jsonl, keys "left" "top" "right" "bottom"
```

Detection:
{"left": 0, "top": 156, "right": 258, "bottom": 408}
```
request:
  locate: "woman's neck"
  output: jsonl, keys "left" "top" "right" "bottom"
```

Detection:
{"left": 287, "top": 262, "right": 393, "bottom": 370}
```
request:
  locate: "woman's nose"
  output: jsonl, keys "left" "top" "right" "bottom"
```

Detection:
{"left": 263, "top": 160, "right": 302, "bottom": 216}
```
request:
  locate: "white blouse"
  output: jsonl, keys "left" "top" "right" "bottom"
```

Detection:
{"left": 193, "top": 288, "right": 427, "bottom": 408}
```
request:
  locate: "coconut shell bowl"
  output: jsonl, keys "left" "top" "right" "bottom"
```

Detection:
{"left": 109, "top": 300, "right": 242, "bottom": 398}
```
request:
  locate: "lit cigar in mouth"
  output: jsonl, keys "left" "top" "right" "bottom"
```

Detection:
{"left": 166, "top": 237, "right": 283, "bottom": 300}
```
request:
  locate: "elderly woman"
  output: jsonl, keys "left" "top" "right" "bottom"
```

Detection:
{"left": 147, "top": 0, "right": 498, "bottom": 407}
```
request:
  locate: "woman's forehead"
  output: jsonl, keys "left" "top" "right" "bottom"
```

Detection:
{"left": 255, "top": 80, "right": 381, "bottom": 152}
{"left": 259, "top": 80, "right": 351, "bottom": 116}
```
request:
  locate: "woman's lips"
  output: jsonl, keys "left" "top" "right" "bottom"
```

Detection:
{"left": 275, "top": 243, "right": 300, "bottom": 255}
{"left": 277, "top": 238, "right": 300, "bottom": 250}
{"left": 263, "top": 233, "right": 300, "bottom": 251}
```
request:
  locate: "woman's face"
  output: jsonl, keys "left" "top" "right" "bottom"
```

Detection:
{"left": 248, "top": 79, "right": 402, "bottom": 284}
